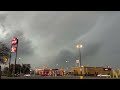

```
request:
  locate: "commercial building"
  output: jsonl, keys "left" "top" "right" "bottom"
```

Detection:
{"left": 35, "top": 68, "right": 64, "bottom": 76}
{"left": 71, "top": 66, "right": 112, "bottom": 76}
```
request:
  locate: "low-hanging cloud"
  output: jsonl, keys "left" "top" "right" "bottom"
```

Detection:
{"left": 0, "top": 14, "right": 35, "bottom": 64}
{"left": 0, "top": 11, "right": 120, "bottom": 68}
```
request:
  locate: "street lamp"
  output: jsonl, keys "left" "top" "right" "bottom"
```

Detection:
{"left": 66, "top": 61, "right": 69, "bottom": 70}
{"left": 18, "top": 58, "right": 21, "bottom": 64}
{"left": 56, "top": 64, "right": 59, "bottom": 69}
{"left": 18, "top": 58, "right": 21, "bottom": 75}
{"left": 76, "top": 44, "right": 83, "bottom": 67}
{"left": 76, "top": 44, "right": 82, "bottom": 48}
{"left": 34, "top": 66, "right": 36, "bottom": 75}
{"left": 66, "top": 61, "right": 69, "bottom": 63}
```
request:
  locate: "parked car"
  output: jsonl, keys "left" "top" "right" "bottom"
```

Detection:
{"left": 14, "top": 74, "right": 20, "bottom": 77}
{"left": 24, "top": 74, "right": 31, "bottom": 77}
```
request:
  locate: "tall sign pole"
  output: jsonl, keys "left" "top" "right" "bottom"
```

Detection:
{"left": 9, "top": 44, "right": 12, "bottom": 73}
{"left": 14, "top": 38, "right": 18, "bottom": 75}
{"left": 10, "top": 37, "right": 18, "bottom": 76}
{"left": 0, "top": 65, "right": 2, "bottom": 79}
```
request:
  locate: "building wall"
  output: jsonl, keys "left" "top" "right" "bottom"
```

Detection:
{"left": 72, "top": 67, "right": 112, "bottom": 76}
{"left": 72, "top": 67, "right": 84, "bottom": 75}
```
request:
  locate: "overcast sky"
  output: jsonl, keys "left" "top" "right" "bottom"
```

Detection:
{"left": 0, "top": 11, "right": 120, "bottom": 69}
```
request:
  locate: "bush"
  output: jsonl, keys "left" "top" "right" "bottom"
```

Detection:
{"left": 7, "top": 72, "right": 13, "bottom": 77}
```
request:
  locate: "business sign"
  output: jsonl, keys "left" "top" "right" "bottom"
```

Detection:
{"left": 11, "top": 37, "right": 18, "bottom": 53}
{"left": 11, "top": 37, "right": 18, "bottom": 45}
{"left": 11, "top": 46, "right": 17, "bottom": 53}
{"left": 76, "top": 60, "right": 80, "bottom": 63}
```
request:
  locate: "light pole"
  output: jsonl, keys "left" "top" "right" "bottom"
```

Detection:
{"left": 66, "top": 61, "right": 69, "bottom": 70}
{"left": 14, "top": 38, "right": 18, "bottom": 75}
{"left": 9, "top": 44, "right": 12, "bottom": 74}
{"left": 18, "top": 58, "right": 21, "bottom": 75}
{"left": 56, "top": 64, "right": 58, "bottom": 69}
{"left": 34, "top": 66, "right": 36, "bottom": 75}
{"left": 76, "top": 44, "right": 83, "bottom": 67}
{"left": 18, "top": 58, "right": 21, "bottom": 64}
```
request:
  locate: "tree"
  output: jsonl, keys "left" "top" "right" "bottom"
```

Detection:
{"left": 0, "top": 42, "right": 10, "bottom": 64}
{"left": 21, "top": 64, "right": 31, "bottom": 74}
{"left": 10, "top": 64, "right": 14, "bottom": 74}
{"left": 9, "top": 64, "right": 22, "bottom": 74}
{"left": 0, "top": 42, "right": 10, "bottom": 77}
{"left": 26, "top": 64, "right": 31, "bottom": 74}
{"left": 3, "top": 67, "right": 9, "bottom": 75}
{"left": 16, "top": 64, "right": 21, "bottom": 74}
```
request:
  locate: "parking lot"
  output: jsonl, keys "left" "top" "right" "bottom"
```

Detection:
{"left": 1, "top": 75, "right": 120, "bottom": 79}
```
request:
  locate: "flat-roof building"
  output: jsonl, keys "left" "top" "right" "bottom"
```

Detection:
{"left": 71, "top": 66, "right": 112, "bottom": 76}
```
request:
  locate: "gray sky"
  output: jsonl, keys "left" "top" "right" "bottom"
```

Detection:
{"left": 0, "top": 11, "right": 120, "bottom": 69}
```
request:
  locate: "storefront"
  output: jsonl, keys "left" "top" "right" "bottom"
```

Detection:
{"left": 72, "top": 66, "right": 112, "bottom": 76}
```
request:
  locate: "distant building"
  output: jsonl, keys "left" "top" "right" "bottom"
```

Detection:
{"left": 35, "top": 68, "right": 64, "bottom": 76}
{"left": 71, "top": 66, "right": 112, "bottom": 76}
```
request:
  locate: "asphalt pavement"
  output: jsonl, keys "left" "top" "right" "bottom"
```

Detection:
{"left": 1, "top": 75, "right": 120, "bottom": 79}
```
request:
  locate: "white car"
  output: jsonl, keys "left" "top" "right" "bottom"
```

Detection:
{"left": 97, "top": 74, "right": 111, "bottom": 77}
{"left": 24, "top": 74, "right": 31, "bottom": 77}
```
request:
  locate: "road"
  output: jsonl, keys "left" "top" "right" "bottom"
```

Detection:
{"left": 1, "top": 75, "right": 120, "bottom": 79}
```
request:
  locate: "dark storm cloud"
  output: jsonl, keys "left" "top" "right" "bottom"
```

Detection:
{"left": 30, "top": 11, "right": 99, "bottom": 51}
{"left": 93, "top": 14, "right": 120, "bottom": 68}
{"left": 0, "top": 12, "right": 35, "bottom": 59}
{"left": 82, "top": 42, "right": 103, "bottom": 58}
{"left": 56, "top": 12, "right": 120, "bottom": 68}
{"left": 50, "top": 49, "right": 77, "bottom": 68}
{"left": 1, "top": 11, "right": 120, "bottom": 68}
{"left": 0, "top": 27, "right": 34, "bottom": 60}
{"left": 2, "top": 30, "right": 34, "bottom": 57}
{"left": 0, "top": 14, "right": 7, "bottom": 22}
{"left": 74, "top": 12, "right": 120, "bottom": 68}
{"left": 50, "top": 41, "right": 103, "bottom": 68}
{"left": 11, "top": 30, "right": 34, "bottom": 56}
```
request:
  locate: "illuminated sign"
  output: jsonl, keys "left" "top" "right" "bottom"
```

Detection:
{"left": 11, "top": 46, "right": 17, "bottom": 53}
{"left": 104, "top": 68, "right": 111, "bottom": 71}
{"left": 11, "top": 38, "right": 18, "bottom": 45}
{"left": 76, "top": 60, "right": 80, "bottom": 63}
{"left": 105, "top": 69, "right": 108, "bottom": 70}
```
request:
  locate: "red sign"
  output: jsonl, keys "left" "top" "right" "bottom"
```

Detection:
{"left": 11, "top": 37, "right": 18, "bottom": 45}
{"left": 11, "top": 40, "right": 17, "bottom": 45}
{"left": 11, "top": 46, "right": 17, "bottom": 53}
